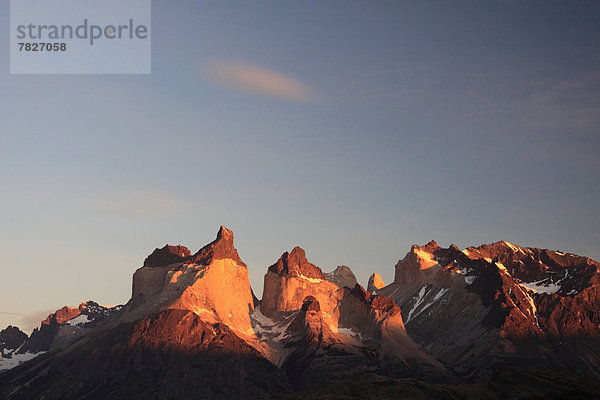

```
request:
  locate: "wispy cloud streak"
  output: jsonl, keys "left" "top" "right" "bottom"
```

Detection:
{"left": 204, "top": 60, "right": 317, "bottom": 102}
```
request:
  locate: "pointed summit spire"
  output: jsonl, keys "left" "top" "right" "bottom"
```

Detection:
{"left": 367, "top": 273, "right": 385, "bottom": 292}
{"left": 217, "top": 225, "right": 234, "bottom": 242}
{"left": 190, "top": 226, "right": 246, "bottom": 267}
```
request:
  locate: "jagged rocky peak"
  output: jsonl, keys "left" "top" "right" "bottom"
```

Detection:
{"left": 463, "top": 240, "right": 599, "bottom": 266}
{"left": 261, "top": 247, "right": 338, "bottom": 317}
{"left": 144, "top": 245, "right": 191, "bottom": 268}
{"left": 42, "top": 303, "right": 86, "bottom": 325}
{"left": 141, "top": 227, "right": 245, "bottom": 270}
{"left": 342, "top": 284, "right": 403, "bottom": 328}
{"left": 367, "top": 273, "right": 385, "bottom": 292}
{"left": 0, "top": 326, "right": 28, "bottom": 350}
{"left": 276, "top": 282, "right": 450, "bottom": 388}
{"left": 394, "top": 240, "right": 442, "bottom": 284}
{"left": 460, "top": 240, "right": 600, "bottom": 289}
{"left": 133, "top": 226, "right": 248, "bottom": 299}
{"left": 370, "top": 293, "right": 403, "bottom": 319}
{"left": 268, "top": 246, "right": 324, "bottom": 279}
{"left": 417, "top": 240, "right": 440, "bottom": 252}
{"left": 381, "top": 240, "right": 600, "bottom": 378}
{"left": 190, "top": 225, "right": 247, "bottom": 267}
{"left": 131, "top": 226, "right": 255, "bottom": 339}
{"left": 15, "top": 301, "right": 122, "bottom": 358}
{"left": 39, "top": 301, "right": 118, "bottom": 327}
{"left": 344, "top": 284, "right": 401, "bottom": 320}
{"left": 461, "top": 240, "right": 526, "bottom": 262}
{"left": 324, "top": 265, "right": 357, "bottom": 288}
{"left": 0, "top": 326, "right": 31, "bottom": 372}
{"left": 3, "top": 232, "right": 600, "bottom": 398}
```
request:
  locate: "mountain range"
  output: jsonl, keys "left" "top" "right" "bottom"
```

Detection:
{"left": 1, "top": 226, "right": 599, "bottom": 399}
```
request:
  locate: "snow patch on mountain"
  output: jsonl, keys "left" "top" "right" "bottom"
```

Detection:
{"left": 299, "top": 274, "right": 323, "bottom": 284}
{"left": 413, "top": 288, "right": 449, "bottom": 320}
{"left": 67, "top": 314, "right": 92, "bottom": 326}
{"left": 337, "top": 327, "right": 361, "bottom": 338}
{"left": 405, "top": 286, "right": 428, "bottom": 323}
{"left": 403, "top": 285, "right": 450, "bottom": 323}
{"left": 434, "top": 288, "right": 448, "bottom": 301}
{"left": 519, "top": 279, "right": 562, "bottom": 294}
{"left": 518, "top": 270, "right": 570, "bottom": 295}
{"left": 0, "top": 342, "right": 46, "bottom": 371}
{"left": 251, "top": 307, "right": 295, "bottom": 342}
{"left": 0, "top": 350, "right": 45, "bottom": 371}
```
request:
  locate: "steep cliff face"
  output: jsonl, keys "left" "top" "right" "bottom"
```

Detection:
{"left": 133, "top": 245, "right": 192, "bottom": 298}
{"left": 393, "top": 240, "right": 443, "bottom": 284}
{"left": 260, "top": 247, "right": 340, "bottom": 317}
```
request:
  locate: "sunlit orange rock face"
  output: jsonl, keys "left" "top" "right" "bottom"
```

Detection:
{"left": 130, "top": 226, "right": 255, "bottom": 339}
{"left": 367, "top": 272, "right": 385, "bottom": 292}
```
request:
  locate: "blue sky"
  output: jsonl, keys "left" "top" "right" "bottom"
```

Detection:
{"left": 1, "top": 1, "right": 599, "bottom": 333}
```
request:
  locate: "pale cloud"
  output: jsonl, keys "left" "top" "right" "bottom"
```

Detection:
{"left": 20, "top": 310, "right": 55, "bottom": 334}
{"left": 90, "top": 190, "right": 181, "bottom": 218}
{"left": 525, "top": 70, "right": 600, "bottom": 131}
{"left": 205, "top": 60, "right": 317, "bottom": 102}
{"left": 0, "top": 309, "right": 55, "bottom": 335}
